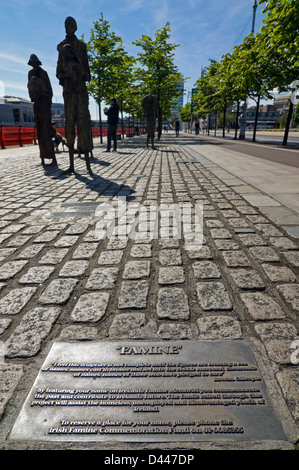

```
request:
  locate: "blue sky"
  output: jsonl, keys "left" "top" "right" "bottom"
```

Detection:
{"left": 0, "top": 0, "right": 266, "bottom": 119}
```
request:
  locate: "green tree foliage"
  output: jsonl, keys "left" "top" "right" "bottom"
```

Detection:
{"left": 179, "top": 102, "right": 191, "bottom": 122}
{"left": 133, "top": 23, "right": 184, "bottom": 140}
{"left": 259, "top": 0, "right": 299, "bottom": 144}
{"left": 84, "top": 13, "right": 135, "bottom": 141}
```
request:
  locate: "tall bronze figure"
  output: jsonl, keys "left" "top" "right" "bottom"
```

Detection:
{"left": 27, "top": 54, "right": 57, "bottom": 166}
{"left": 56, "top": 17, "right": 93, "bottom": 174}
{"left": 141, "top": 94, "right": 157, "bottom": 149}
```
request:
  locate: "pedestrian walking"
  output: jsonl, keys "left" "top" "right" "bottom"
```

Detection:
{"left": 195, "top": 121, "right": 199, "bottom": 135}
{"left": 175, "top": 118, "right": 180, "bottom": 136}
{"left": 104, "top": 98, "right": 119, "bottom": 152}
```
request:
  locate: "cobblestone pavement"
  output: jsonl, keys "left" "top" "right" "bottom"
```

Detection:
{"left": 0, "top": 133, "right": 298, "bottom": 450}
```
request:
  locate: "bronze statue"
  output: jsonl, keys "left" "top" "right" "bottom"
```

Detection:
{"left": 141, "top": 94, "right": 157, "bottom": 149}
{"left": 56, "top": 17, "right": 93, "bottom": 174}
{"left": 27, "top": 54, "right": 57, "bottom": 166}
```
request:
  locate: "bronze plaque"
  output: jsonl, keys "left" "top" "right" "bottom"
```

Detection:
{"left": 9, "top": 341, "right": 287, "bottom": 442}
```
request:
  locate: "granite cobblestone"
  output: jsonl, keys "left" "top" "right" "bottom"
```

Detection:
{"left": 0, "top": 136, "right": 298, "bottom": 448}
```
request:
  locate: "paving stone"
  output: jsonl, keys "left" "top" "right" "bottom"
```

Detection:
{"left": 157, "top": 287, "right": 190, "bottom": 319}
{"left": 205, "top": 219, "right": 224, "bottom": 228}
{"left": 123, "top": 261, "right": 150, "bottom": 279}
{"left": 130, "top": 244, "right": 152, "bottom": 258}
{"left": 33, "top": 230, "right": 60, "bottom": 243}
{"left": 86, "top": 267, "right": 119, "bottom": 290}
{"left": 0, "top": 248, "right": 17, "bottom": 262}
{"left": 65, "top": 223, "right": 89, "bottom": 235}
{"left": 0, "top": 260, "right": 28, "bottom": 280}
{"left": 220, "top": 210, "right": 240, "bottom": 218}
{"left": 277, "top": 284, "right": 299, "bottom": 311}
{"left": 0, "top": 363, "right": 24, "bottom": 419}
{"left": 1, "top": 223, "right": 25, "bottom": 233}
{"left": 118, "top": 280, "right": 149, "bottom": 309}
{"left": 282, "top": 251, "right": 299, "bottom": 267}
{"left": 249, "top": 246, "right": 280, "bottom": 262}
{"left": 22, "top": 225, "right": 45, "bottom": 235}
{"left": 158, "top": 266, "right": 185, "bottom": 284}
{"left": 240, "top": 292, "right": 286, "bottom": 320}
{"left": 71, "top": 292, "right": 110, "bottom": 323}
{"left": 39, "top": 279, "right": 78, "bottom": 305}
{"left": 255, "top": 223, "right": 283, "bottom": 237}
{"left": 159, "top": 239, "right": 180, "bottom": 249}
{"left": 58, "top": 325, "right": 98, "bottom": 341}
{"left": 254, "top": 322, "right": 297, "bottom": 341}
{"left": 228, "top": 218, "right": 251, "bottom": 228}
{"left": 264, "top": 340, "right": 298, "bottom": 364}
{"left": 214, "top": 239, "right": 240, "bottom": 251}
{"left": 276, "top": 370, "right": 299, "bottom": 420}
{"left": 6, "top": 236, "right": 31, "bottom": 247}
{"left": 210, "top": 228, "right": 232, "bottom": 239}
{"left": 59, "top": 260, "right": 89, "bottom": 277}
{"left": 196, "top": 282, "right": 232, "bottom": 311}
{"left": 54, "top": 235, "right": 79, "bottom": 247}
{"left": 5, "top": 307, "right": 61, "bottom": 358}
{"left": 0, "top": 318, "right": 12, "bottom": 335}
{"left": 38, "top": 248, "right": 68, "bottom": 265}
{"left": 19, "top": 266, "right": 55, "bottom": 284}
{"left": 269, "top": 237, "right": 298, "bottom": 250}
{"left": 72, "top": 243, "right": 98, "bottom": 259}
{"left": 0, "top": 234, "right": 12, "bottom": 245}
{"left": 0, "top": 287, "right": 37, "bottom": 315}
{"left": 157, "top": 323, "right": 193, "bottom": 339}
{"left": 16, "top": 244, "right": 44, "bottom": 259}
{"left": 106, "top": 238, "right": 128, "bottom": 249}
{"left": 229, "top": 269, "right": 265, "bottom": 290}
{"left": 221, "top": 250, "right": 251, "bottom": 267}
{"left": 158, "top": 249, "right": 182, "bottom": 266}
{"left": 197, "top": 316, "right": 242, "bottom": 340}
{"left": 98, "top": 250, "right": 123, "bottom": 265}
{"left": 109, "top": 312, "right": 157, "bottom": 339}
{"left": 192, "top": 261, "right": 221, "bottom": 279}
{"left": 237, "top": 233, "right": 267, "bottom": 246}
{"left": 261, "top": 264, "right": 297, "bottom": 283}
{"left": 185, "top": 245, "right": 213, "bottom": 259}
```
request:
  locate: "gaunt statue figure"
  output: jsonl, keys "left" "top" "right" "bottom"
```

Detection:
{"left": 27, "top": 54, "right": 57, "bottom": 166}
{"left": 141, "top": 94, "right": 157, "bottom": 149}
{"left": 56, "top": 17, "right": 93, "bottom": 174}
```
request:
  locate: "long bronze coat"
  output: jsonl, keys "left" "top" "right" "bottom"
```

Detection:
{"left": 28, "top": 66, "right": 55, "bottom": 160}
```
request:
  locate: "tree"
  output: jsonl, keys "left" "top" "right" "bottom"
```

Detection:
{"left": 259, "top": 0, "right": 299, "bottom": 144}
{"left": 133, "top": 23, "right": 184, "bottom": 140}
{"left": 84, "top": 13, "right": 133, "bottom": 142}
{"left": 179, "top": 102, "right": 191, "bottom": 122}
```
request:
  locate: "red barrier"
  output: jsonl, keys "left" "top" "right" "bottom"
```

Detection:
{"left": 0, "top": 125, "right": 145, "bottom": 148}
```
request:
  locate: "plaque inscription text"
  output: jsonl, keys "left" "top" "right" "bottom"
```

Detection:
{"left": 9, "top": 341, "right": 286, "bottom": 442}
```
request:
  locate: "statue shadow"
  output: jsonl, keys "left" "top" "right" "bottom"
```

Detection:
{"left": 47, "top": 166, "right": 136, "bottom": 201}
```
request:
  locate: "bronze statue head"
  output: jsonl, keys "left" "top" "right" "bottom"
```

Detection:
{"left": 28, "top": 54, "right": 42, "bottom": 67}
{"left": 65, "top": 17, "right": 77, "bottom": 36}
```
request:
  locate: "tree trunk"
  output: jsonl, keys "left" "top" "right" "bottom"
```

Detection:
{"left": 98, "top": 102, "right": 103, "bottom": 144}
{"left": 234, "top": 101, "right": 239, "bottom": 140}
{"left": 283, "top": 101, "right": 294, "bottom": 146}
{"left": 214, "top": 111, "right": 217, "bottom": 136}
{"left": 253, "top": 94, "right": 260, "bottom": 142}
{"left": 222, "top": 103, "right": 227, "bottom": 138}
{"left": 239, "top": 99, "right": 247, "bottom": 140}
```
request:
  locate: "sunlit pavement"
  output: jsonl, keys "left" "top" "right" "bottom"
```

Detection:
{"left": 0, "top": 132, "right": 298, "bottom": 450}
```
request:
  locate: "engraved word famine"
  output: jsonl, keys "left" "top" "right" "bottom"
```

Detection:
{"left": 117, "top": 345, "right": 182, "bottom": 355}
